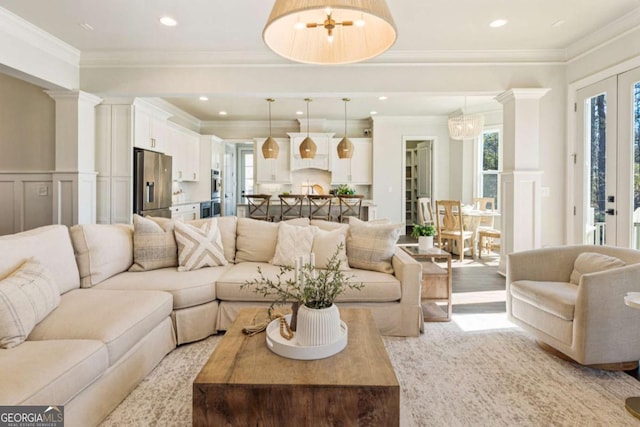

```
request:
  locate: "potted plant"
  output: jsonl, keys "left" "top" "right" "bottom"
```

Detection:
{"left": 335, "top": 184, "right": 356, "bottom": 196}
{"left": 411, "top": 223, "right": 436, "bottom": 250}
{"left": 242, "top": 244, "right": 362, "bottom": 347}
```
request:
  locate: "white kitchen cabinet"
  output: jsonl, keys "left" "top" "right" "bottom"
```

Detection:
{"left": 133, "top": 100, "right": 171, "bottom": 153}
{"left": 168, "top": 124, "right": 200, "bottom": 182}
{"left": 95, "top": 103, "right": 133, "bottom": 224}
{"left": 330, "top": 138, "right": 372, "bottom": 185}
{"left": 289, "top": 133, "right": 333, "bottom": 171}
{"left": 254, "top": 137, "right": 291, "bottom": 183}
{"left": 171, "top": 203, "right": 200, "bottom": 221}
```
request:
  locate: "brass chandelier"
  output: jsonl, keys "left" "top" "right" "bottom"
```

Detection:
{"left": 263, "top": 0, "right": 397, "bottom": 65}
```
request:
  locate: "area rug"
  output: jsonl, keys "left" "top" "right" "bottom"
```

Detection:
{"left": 100, "top": 313, "right": 640, "bottom": 426}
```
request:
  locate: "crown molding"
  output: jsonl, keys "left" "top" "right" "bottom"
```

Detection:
{"left": 79, "top": 48, "right": 567, "bottom": 68}
{"left": 201, "top": 119, "right": 299, "bottom": 129}
{"left": 565, "top": 7, "right": 640, "bottom": 61}
{"left": 0, "top": 6, "right": 80, "bottom": 67}
{"left": 143, "top": 97, "right": 202, "bottom": 129}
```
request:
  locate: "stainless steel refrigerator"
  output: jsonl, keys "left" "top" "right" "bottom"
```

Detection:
{"left": 133, "top": 148, "right": 173, "bottom": 218}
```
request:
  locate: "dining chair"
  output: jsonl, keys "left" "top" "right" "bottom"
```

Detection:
{"left": 435, "top": 200, "right": 475, "bottom": 261}
{"left": 417, "top": 197, "right": 435, "bottom": 225}
{"left": 245, "top": 194, "right": 274, "bottom": 221}
{"left": 279, "top": 194, "right": 306, "bottom": 221}
{"left": 307, "top": 194, "right": 333, "bottom": 221}
{"left": 337, "top": 194, "right": 364, "bottom": 223}
{"left": 472, "top": 197, "right": 500, "bottom": 255}
{"left": 472, "top": 197, "right": 496, "bottom": 228}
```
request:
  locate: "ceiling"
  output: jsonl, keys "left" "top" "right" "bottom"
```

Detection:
{"left": 2, "top": 0, "right": 640, "bottom": 121}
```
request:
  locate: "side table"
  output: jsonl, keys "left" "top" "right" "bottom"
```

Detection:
{"left": 624, "top": 293, "right": 640, "bottom": 419}
{"left": 400, "top": 246, "right": 452, "bottom": 321}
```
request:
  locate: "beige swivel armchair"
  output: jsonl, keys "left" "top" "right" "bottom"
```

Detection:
{"left": 507, "top": 245, "right": 640, "bottom": 370}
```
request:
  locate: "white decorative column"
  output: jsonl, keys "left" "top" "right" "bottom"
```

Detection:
{"left": 46, "top": 90, "right": 102, "bottom": 226}
{"left": 495, "top": 88, "right": 550, "bottom": 275}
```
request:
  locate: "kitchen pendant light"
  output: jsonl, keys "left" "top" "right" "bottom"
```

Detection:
{"left": 337, "top": 98, "right": 354, "bottom": 159}
{"left": 300, "top": 98, "right": 317, "bottom": 159}
{"left": 261, "top": 98, "right": 279, "bottom": 159}
{"left": 263, "top": 0, "right": 396, "bottom": 65}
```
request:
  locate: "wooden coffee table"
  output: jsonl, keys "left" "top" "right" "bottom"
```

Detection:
{"left": 193, "top": 308, "right": 399, "bottom": 426}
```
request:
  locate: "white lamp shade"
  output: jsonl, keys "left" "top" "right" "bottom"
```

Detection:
{"left": 263, "top": 0, "right": 397, "bottom": 64}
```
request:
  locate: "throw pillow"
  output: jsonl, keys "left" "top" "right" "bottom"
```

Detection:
{"left": 235, "top": 218, "right": 280, "bottom": 263}
{"left": 0, "top": 259, "right": 60, "bottom": 349}
{"left": 188, "top": 217, "right": 237, "bottom": 263}
{"left": 129, "top": 215, "right": 178, "bottom": 272}
{"left": 569, "top": 252, "right": 626, "bottom": 284}
{"left": 272, "top": 222, "right": 315, "bottom": 267}
{"left": 346, "top": 217, "right": 401, "bottom": 274}
{"left": 312, "top": 226, "right": 350, "bottom": 270}
{"left": 174, "top": 221, "right": 228, "bottom": 271}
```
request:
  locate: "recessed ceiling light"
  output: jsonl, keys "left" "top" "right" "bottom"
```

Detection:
{"left": 552, "top": 20, "right": 565, "bottom": 28}
{"left": 296, "top": 111, "right": 304, "bottom": 115}
{"left": 489, "top": 19, "right": 507, "bottom": 28}
{"left": 379, "top": 96, "right": 388, "bottom": 101}
{"left": 199, "top": 96, "right": 208, "bottom": 101}
{"left": 160, "top": 16, "right": 177, "bottom": 27}
{"left": 79, "top": 23, "right": 94, "bottom": 31}
{"left": 219, "top": 111, "right": 227, "bottom": 116}
{"left": 370, "top": 111, "right": 378, "bottom": 115}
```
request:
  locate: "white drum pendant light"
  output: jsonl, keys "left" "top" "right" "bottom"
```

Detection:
{"left": 263, "top": 0, "right": 397, "bottom": 65}
{"left": 448, "top": 97, "right": 484, "bottom": 140}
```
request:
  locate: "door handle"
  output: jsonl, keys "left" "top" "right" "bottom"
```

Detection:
{"left": 605, "top": 208, "right": 616, "bottom": 216}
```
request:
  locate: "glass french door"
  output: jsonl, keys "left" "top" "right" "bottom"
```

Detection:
{"left": 575, "top": 67, "right": 640, "bottom": 248}
{"left": 576, "top": 77, "right": 617, "bottom": 245}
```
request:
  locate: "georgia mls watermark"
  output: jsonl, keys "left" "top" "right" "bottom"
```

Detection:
{"left": 0, "top": 406, "right": 64, "bottom": 427}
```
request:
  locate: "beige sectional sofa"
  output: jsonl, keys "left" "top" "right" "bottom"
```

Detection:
{"left": 0, "top": 216, "right": 422, "bottom": 426}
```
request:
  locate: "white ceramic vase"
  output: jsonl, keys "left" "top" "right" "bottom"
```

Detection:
{"left": 419, "top": 235, "right": 434, "bottom": 250}
{"left": 296, "top": 304, "right": 342, "bottom": 347}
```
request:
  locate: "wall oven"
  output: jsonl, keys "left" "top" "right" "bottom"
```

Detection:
{"left": 211, "top": 169, "right": 221, "bottom": 217}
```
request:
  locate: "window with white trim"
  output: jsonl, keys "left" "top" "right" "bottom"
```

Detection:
{"left": 478, "top": 129, "right": 500, "bottom": 208}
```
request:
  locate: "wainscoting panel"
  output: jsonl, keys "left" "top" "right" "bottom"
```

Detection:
{"left": 0, "top": 181, "right": 16, "bottom": 235}
{"left": 22, "top": 180, "right": 53, "bottom": 231}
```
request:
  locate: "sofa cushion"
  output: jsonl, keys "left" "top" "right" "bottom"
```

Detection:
{"left": 334, "top": 268, "right": 401, "bottom": 302}
{"left": 216, "top": 262, "right": 295, "bottom": 301}
{"left": 0, "top": 225, "right": 79, "bottom": 294}
{"left": 129, "top": 215, "right": 178, "bottom": 272}
{"left": 28, "top": 289, "right": 172, "bottom": 365}
{"left": 216, "top": 262, "right": 400, "bottom": 303}
{"left": 175, "top": 221, "right": 227, "bottom": 271}
{"left": 70, "top": 223, "right": 133, "bottom": 287}
{"left": 0, "top": 339, "right": 108, "bottom": 405}
{"left": 510, "top": 280, "right": 578, "bottom": 321}
{"left": 310, "top": 219, "right": 349, "bottom": 231}
{"left": 346, "top": 217, "right": 401, "bottom": 274}
{"left": 272, "top": 222, "right": 315, "bottom": 267}
{"left": 0, "top": 259, "right": 60, "bottom": 349}
{"left": 189, "top": 217, "right": 237, "bottom": 263}
{"left": 235, "top": 218, "right": 279, "bottom": 263}
{"left": 94, "top": 266, "right": 231, "bottom": 309}
{"left": 569, "top": 252, "right": 626, "bottom": 285}
{"left": 312, "top": 227, "right": 350, "bottom": 270}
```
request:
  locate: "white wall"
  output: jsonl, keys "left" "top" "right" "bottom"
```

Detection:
{"left": 371, "top": 116, "right": 451, "bottom": 222}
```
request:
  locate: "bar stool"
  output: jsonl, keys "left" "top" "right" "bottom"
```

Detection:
{"left": 337, "top": 194, "right": 364, "bottom": 223}
{"left": 308, "top": 194, "right": 333, "bottom": 221}
{"left": 245, "top": 194, "right": 274, "bottom": 221}
{"left": 279, "top": 194, "right": 306, "bottom": 221}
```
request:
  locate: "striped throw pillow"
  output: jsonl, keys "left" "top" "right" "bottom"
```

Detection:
{"left": 0, "top": 259, "right": 60, "bottom": 349}
{"left": 174, "top": 220, "right": 228, "bottom": 271}
{"left": 129, "top": 215, "right": 178, "bottom": 272}
{"left": 346, "top": 217, "right": 402, "bottom": 274}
